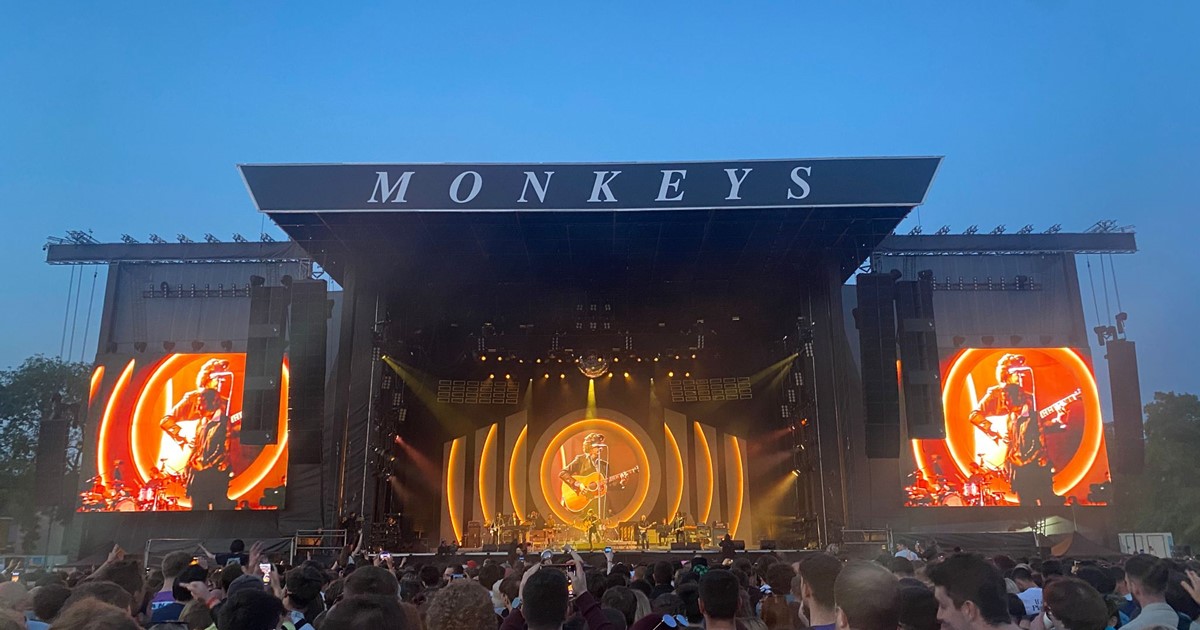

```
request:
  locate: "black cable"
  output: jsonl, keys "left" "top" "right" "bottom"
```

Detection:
{"left": 59, "top": 265, "right": 77, "bottom": 358}
{"left": 67, "top": 264, "right": 86, "bottom": 361}
{"left": 1085, "top": 256, "right": 1102, "bottom": 325}
{"left": 80, "top": 267, "right": 100, "bottom": 362}
{"left": 1108, "top": 254, "right": 1123, "bottom": 313}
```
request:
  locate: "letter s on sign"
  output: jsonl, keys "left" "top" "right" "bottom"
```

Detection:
{"left": 787, "top": 166, "right": 811, "bottom": 200}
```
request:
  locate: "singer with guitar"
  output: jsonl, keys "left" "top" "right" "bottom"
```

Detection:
{"left": 968, "top": 354, "right": 1070, "bottom": 507}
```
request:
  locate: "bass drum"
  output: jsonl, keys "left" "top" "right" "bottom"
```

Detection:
{"left": 940, "top": 493, "right": 966, "bottom": 507}
{"left": 112, "top": 497, "right": 138, "bottom": 512}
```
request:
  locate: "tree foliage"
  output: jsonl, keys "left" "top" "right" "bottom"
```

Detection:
{"left": 1115, "top": 391, "right": 1200, "bottom": 546}
{"left": 0, "top": 355, "right": 91, "bottom": 550}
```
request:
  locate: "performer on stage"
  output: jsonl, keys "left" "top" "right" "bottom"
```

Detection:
{"left": 159, "top": 358, "right": 239, "bottom": 510}
{"left": 672, "top": 511, "right": 688, "bottom": 543}
{"left": 582, "top": 509, "right": 601, "bottom": 550}
{"left": 968, "top": 353, "right": 1059, "bottom": 506}
{"left": 637, "top": 515, "right": 651, "bottom": 550}
{"left": 527, "top": 509, "right": 545, "bottom": 529}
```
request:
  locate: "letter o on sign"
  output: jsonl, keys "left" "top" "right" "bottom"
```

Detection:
{"left": 450, "top": 171, "right": 483, "bottom": 204}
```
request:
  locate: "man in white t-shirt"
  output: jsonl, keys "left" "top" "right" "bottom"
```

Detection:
{"left": 1011, "top": 567, "right": 1042, "bottom": 615}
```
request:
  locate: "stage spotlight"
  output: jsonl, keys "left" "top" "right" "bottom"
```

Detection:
{"left": 559, "top": 373, "right": 565, "bottom": 379}
{"left": 497, "top": 356, "right": 503, "bottom": 362}
{"left": 1010, "top": 335, "right": 1022, "bottom": 346}
{"left": 667, "top": 371, "right": 675, "bottom": 378}
{"left": 952, "top": 336, "right": 966, "bottom": 348}
{"left": 162, "top": 341, "right": 176, "bottom": 353}
{"left": 653, "top": 357, "right": 659, "bottom": 362}
{"left": 613, "top": 357, "right": 619, "bottom": 363}
{"left": 624, "top": 372, "right": 630, "bottom": 378}
{"left": 607, "top": 373, "right": 613, "bottom": 378}
{"left": 488, "top": 373, "right": 495, "bottom": 379}
{"left": 691, "top": 354, "right": 696, "bottom": 359}
{"left": 981, "top": 335, "right": 995, "bottom": 347}
{"left": 134, "top": 341, "right": 147, "bottom": 353}
{"left": 249, "top": 275, "right": 266, "bottom": 287}
{"left": 790, "top": 468, "right": 802, "bottom": 478}
{"left": 221, "top": 340, "right": 234, "bottom": 352}
{"left": 480, "top": 355, "right": 487, "bottom": 361}
{"left": 684, "top": 372, "right": 690, "bottom": 378}
{"left": 191, "top": 340, "right": 205, "bottom": 352}
{"left": 544, "top": 373, "right": 550, "bottom": 379}
{"left": 505, "top": 374, "right": 511, "bottom": 379}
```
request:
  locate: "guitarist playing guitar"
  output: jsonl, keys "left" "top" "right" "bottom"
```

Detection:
{"left": 558, "top": 432, "right": 641, "bottom": 517}
{"left": 968, "top": 354, "right": 1070, "bottom": 507}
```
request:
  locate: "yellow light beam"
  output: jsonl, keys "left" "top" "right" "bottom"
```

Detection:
{"left": 585, "top": 378, "right": 597, "bottom": 419}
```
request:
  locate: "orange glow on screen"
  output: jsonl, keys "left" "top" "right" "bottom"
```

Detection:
{"left": 694, "top": 421, "right": 714, "bottom": 524}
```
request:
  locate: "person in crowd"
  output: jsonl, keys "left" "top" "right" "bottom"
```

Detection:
{"left": 834, "top": 561, "right": 899, "bottom": 630}
{"left": 217, "top": 588, "right": 286, "bottom": 630}
{"left": 214, "top": 540, "right": 249, "bottom": 567}
{"left": 650, "top": 562, "right": 675, "bottom": 599}
{"left": 178, "top": 599, "right": 213, "bottom": 630}
{"left": 798, "top": 552, "right": 843, "bottom": 630}
{"left": 151, "top": 564, "right": 208, "bottom": 623}
{"left": 1122, "top": 554, "right": 1178, "bottom": 630}
{"left": 0, "top": 610, "right": 24, "bottom": 630}
{"left": 148, "top": 552, "right": 194, "bottom": 620}
{"left": 344, "top": 565, "right": 401, "bottom": 598}
{"left": 1005, "top": 595, "right": 1029, "bottom": 629}
{"left": 1041, "top": 577, "right": 1108, "bottom": 630}
{"left": 898, "top": 585, "right": 940, "bottom": 630}
{"left": 61, "top": 581, "right": 135, "bottom": 617}
{"left": 602, "top": 586, "right": 638, "bottom": 628}
{"left": 282, "top": 564, "right": 325, "bottom": 630}
{"left": 425, "top": 579, "right": 497, "bottom": 630}
{"left": 27, "top": 583, "right": 71, "bottom": 630}
{"left": 500, "top": 553, "right": 614, "bottom": 630}
{"left": 89, "top": 559, "right": 146, "bottom": 611}
{"left": 1011, "top": 567, "right": 1043, "bottom": 616}
{"left": 49, "top": 599, "right": 140, "bottom": 630}
{"left": 321, "top": 595, "right": 412, "bottom": 630}
{"left": 896, "top": 543, "right": 920, "bottom": 562}
{"left": 890, "top": 557, "right": 916, "bottom": 579}
{"left": 928, "top": 554, "right": 1020, "bottom": 630}
{"left": 691, "top": 569, "right": 737, "bottom": 630}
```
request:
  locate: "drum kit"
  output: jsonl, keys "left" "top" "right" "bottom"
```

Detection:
{"left": 904, "top": 462, "right": 1012, "bottom": 507}
{"left": 78, "top": 460, "right": 189, "bottom": 512}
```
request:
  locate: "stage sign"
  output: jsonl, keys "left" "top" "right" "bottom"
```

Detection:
{"left": 239, "top": 157, "right": 941, "bottom": 213}
{"left": 81, "top": 353, "right": 288, "bottom": 512}
{"left": 905, "top": 347, "right": 1110, "bottom": 508}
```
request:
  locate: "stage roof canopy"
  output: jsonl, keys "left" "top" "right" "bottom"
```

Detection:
{"left": 242, "top": 157, "right": 941, "bottom": 287}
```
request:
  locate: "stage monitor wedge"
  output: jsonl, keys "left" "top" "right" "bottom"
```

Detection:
{"left": 242, "top": 283, "right": 290, "bottom": 445}
{"left": 855, "top": 272, "right": 901, "bottom": 459}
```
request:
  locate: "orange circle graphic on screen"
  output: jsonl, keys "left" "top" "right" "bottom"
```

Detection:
{"left": 940, "top": 347, "right": 1103, "bottom": 497}
{"left": 538, "top": 419, "right": 651, "bottom": 528}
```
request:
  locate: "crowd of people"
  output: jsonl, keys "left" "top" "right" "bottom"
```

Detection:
{"left": 2, "top": 538, "right": 1200, "bottom": 630}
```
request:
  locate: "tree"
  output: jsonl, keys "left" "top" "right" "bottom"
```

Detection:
{"left": 0, "top": 355, "right": 91, "bottom": 551}
{"left": 1115, "top": 391, "right": 1200, "bottom": 547}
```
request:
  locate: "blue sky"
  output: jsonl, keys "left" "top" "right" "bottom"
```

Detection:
{"left": 1, "top": 2, "right": 1197, "bottom": 402}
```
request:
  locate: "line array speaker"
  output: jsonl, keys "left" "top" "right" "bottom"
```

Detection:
{"left": 1106, "top": 339, "right": 1144, "bottom": 474}
{"left": 855, "top": 273, "right": 901, "bottom": 458}
{"left": 242, "top": 282, "right": 290, "bottom": 445}
{"left": 895, "top": 272, "right": 946, "bottom": 440}
{"left": 288, "top": 280, "right": 328, "bottom": 464}
{"left": 33, "top": 400, "right": 74, "bottom": 507}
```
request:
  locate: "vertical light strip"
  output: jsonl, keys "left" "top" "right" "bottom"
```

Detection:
{"left": 88, "top": 365, "right": 105, "bottom": 405}
{"left": 447, "top": 437, "right": 464, "bottom": 543}
{"left": 694, "top": 421, "right": 714, "bottom": 524}
{"left": 665, "top": 424, "right": 685, "bottom": 520}
{"left": 98, "top": 359, "right": 135, "bottom": 484}
{"left": 478, "top": 423, "right": 498, "bottom": 522}
{"left": 727, "top": 435, "right": 745, "bottom": 539}
{"left": 509, "top": 425, "right": 528, "bottom": 523}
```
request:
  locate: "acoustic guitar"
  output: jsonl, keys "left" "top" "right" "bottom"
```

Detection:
{"left": 560, "top": 466, "right": 640, "bottom": 512}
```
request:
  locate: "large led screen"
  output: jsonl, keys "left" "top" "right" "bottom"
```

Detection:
{"left": 81, "top": 353, "right": 288, "bottom": 512}
{"left": 905, "top": 347, "right": 1110, "bottom": 507}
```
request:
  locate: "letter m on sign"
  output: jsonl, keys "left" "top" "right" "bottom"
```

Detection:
{"left": 368, "top": 171, "right": 415, "bottom": 203}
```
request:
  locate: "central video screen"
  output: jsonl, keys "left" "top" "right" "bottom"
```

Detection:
{"left": 905, "top": 347, "right": 1110, "bottom": 508}
{"left": 81, "top": 353, "right": 288, "bottom": 512}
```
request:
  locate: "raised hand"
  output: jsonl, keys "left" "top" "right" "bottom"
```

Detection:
{"left": 1182, "top": 569, "right": 1200, "bottom": 606}
{"left": 568, "top": 549, "right": 587, "bottom": 596}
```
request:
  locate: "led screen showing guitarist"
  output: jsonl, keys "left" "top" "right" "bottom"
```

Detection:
{"left": 558, "top": 432, "right": 640, "bottom": 516}
{"left": 968, "top": 353, "right": 1072, "bottom": 506}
